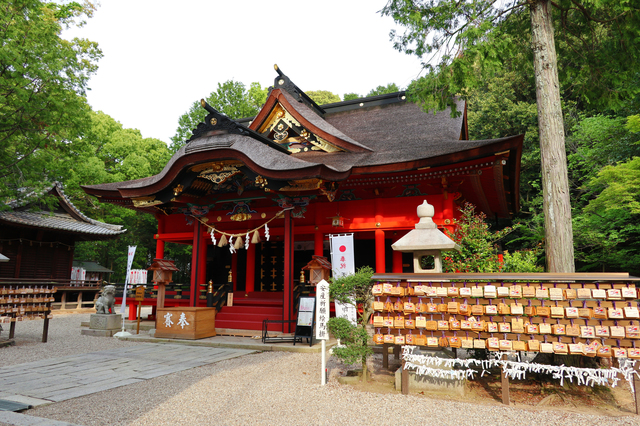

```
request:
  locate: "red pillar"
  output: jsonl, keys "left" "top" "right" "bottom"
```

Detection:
{"left": 231, "top": 250, "right": 238, "bottom": 292}
{"left": 283, "top": 210, "right": 294, "bottom": 332}
{"left": 392, "top": 234, "right": 403, "bottom": 273}
{"left": 246, "top": 242, "right": 255, "bottom": 294}
{"left": 155, "top": 214, "right": 165, "bottom": 259}
{"left": 375, "top": 199, "right": 385, "bottom": 273}
{"left": 375, "top": 229, "right": 386, "bottom": 273}
{"left": 197, "top": 231, "right": 207, "bottom": 306}
{"left": 443, "top": 192, "right": 455, "bottom": 234}
{"left": 314, "top": 230, "right": 324, "bottom": 256}
{"left": 190, "top": 221, "right": 203, "bottom": 307}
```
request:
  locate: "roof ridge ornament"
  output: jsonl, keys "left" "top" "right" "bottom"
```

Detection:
{"left": 272, "top": 64, "right": 326, "bottom": 116}
{"left": 186, "top": 100, "right": 289, "bottom": 154}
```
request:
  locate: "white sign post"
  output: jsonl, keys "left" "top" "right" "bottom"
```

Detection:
{"left": 316, "top": 279, "right": 329, "bottom": 385}
{"left": 115, "top": 246, "right": 136, "bottom": 337}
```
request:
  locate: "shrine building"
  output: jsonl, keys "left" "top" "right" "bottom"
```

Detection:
{"left": 82, "top": 66, "right": 523, "bottom": 330}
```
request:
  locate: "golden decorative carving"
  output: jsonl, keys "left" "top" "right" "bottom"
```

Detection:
{"left": 255, "top": 175, "right": 268, "bottom": 188}
{"left": 200, "top": 170, "right": 240, "bottom": 185}
{"left": 210, "top": 118, "right": 217, "bottom": 125}
{"left": 190, "top": 161, "right": 242, "bottom": 173}
{"left": 257, "top": 103, "right": 343, "bottom": 153}
{"left": 132, "top": 196, "right": 162, "bottom": 208}
{"left": 197, "top": 163, "right": 241, "bottom": 185}
{"left": 230, "top": 213, "right": 252, "bottom": 222}
{"left": 173, "top": 184, "right": 183, "bottom": 196}
{"left": 279, "top": 178, "right": 322, "bottom": 191}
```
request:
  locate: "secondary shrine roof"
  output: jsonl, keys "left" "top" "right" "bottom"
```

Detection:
{"left": 0, "top": 183, "right": 125, "bottom": 240}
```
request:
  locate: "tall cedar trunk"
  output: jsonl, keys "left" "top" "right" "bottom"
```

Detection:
{"left": 530, "top": 0, "right": 575, "bottom": 272}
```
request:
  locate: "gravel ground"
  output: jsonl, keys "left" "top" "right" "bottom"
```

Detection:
{"left": 1, "top": 313, "right": 637, "bottom": 426}
{"left": 0, "top": 312, "right": 141, "bottom": 367}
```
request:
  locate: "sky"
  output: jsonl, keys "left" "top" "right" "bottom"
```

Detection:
{"left": 62, "top": 0, "right": 425, "bottom": 144}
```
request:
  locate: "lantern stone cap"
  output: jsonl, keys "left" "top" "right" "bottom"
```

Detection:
{"left": 391, "top": 200, "right": 461, "bottom": 252}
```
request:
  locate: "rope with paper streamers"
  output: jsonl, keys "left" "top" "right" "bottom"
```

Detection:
{"left": 401, "top": 346, "right": 640, "bottom": 390}
{"left": 191, "top": 207, "right": 292, "bottom": 254}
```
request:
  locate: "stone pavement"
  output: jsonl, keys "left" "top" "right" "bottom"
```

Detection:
{"left": 0, "top": 343, "right": 254, "bottom": 425}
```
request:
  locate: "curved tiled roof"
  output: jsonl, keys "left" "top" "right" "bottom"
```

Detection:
{"left": 0, "top": 183, "right": 125, "bottom": 239}
{"left": 0, "top": 211, "right": 124, "bottom": 236}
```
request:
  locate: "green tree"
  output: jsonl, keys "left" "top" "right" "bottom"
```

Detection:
{"left": 626, "top": 115, "right": 640, "bottom": 133}
{"left": 327, "top": 266, "right": 375, "bottom": 381}
{"left": 382, "top": 0, "right": 640, "bottom": 272}
{"left": 171, "top": 81, "right": 267, "bottom": 152}
{"left": 442, "top": 203, "right": 543, "bottom": 273}
{"left": 366, "top": 83, "right": 400, "bottom": 96}
{"left": 60, "top": 111, "right": 172, "bottom": 280}
{"left": 573, "top": 157, "right": 640, "bottom": 275}
{"left": 343, "top": 92, "right": 361, "bottom": 101}
{"left": 0, "top": 0, "right": 101, "bottom": 204}
{"left": 306, "top": 90, "right": 341, "bottom": 105}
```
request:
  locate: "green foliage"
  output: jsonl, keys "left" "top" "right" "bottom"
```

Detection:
{"left": 343, "top": 92, "right": 361, "bottom": 101}
{"left": 567, "top": 114, "right": 640, "bottom": 198}
{"left": 382, "top": 0, "right": 640, "bottom": 115}
{"left": 326, "top": 318, "right": 372, "bottom": 366}
{"left": 627, "top": 115, "right": 640, "bottom": 133}
{"left": 306, "top": 90, "right": 341, "bottom": 105}
{"left": 0, "top": 0, "right": 101, "bottom": 204}
{"left": 327, "top": 266, "right": 375, "bottom": 376}
{"left": 59, "top": 111, "right": 172, "bottom": 281}
{"left": 170, "top": 80, "right": 267, "bottom": 151}
{"left": 574, "top": 157, "right": 640, "bottom": 275}
{"left": 442, "top": 203, "right": 542, "bottom": 272}
{"left": 366, "top": 83, "right": 400, "bottom": 96}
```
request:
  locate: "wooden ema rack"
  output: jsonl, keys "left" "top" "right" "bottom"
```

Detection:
{"left": 369, "top": 273, "right": 640, "bottom": 412}
{"left": 0, "top": 284, "right": 55, "bottom": 342}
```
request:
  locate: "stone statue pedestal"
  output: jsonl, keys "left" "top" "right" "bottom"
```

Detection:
{"left": 81, "top": 314, "right": 122, "bottom": 337}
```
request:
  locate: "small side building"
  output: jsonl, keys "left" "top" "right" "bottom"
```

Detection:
{"left": 0, "top": 183, "right": 126, "bottom": 310}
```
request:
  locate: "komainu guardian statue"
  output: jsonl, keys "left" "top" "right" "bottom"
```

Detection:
{"left": 95, "top": 285, "right": 117, "bottom": 314}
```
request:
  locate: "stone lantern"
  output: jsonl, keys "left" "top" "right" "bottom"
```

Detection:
{"left": 391, "top": 200, "right": 460, "bottom": 273}
{"left": 147, "top": 258, "right": 179, "bottom": 308}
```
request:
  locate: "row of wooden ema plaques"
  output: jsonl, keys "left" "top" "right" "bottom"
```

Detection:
{"left": 0, "top": 284, "right": 55, "bottom": 342}
{"left": 371, "top": 281, "right": 640, "bottom": 358}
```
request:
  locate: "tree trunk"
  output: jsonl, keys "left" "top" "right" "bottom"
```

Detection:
{"left": 530, "top": 0, "right": 575, "bottom": 272}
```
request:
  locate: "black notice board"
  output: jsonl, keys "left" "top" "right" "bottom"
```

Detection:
{"left": 294, "top": 297, "right": 315, "bottom": 346}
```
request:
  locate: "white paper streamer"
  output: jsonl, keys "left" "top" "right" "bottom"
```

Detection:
{"left": 210, "top": 230, "right": 216, "bottom": 245}
{"left": 401, "top": 346, "right": 640, "bottom": 390}
{"left": 228, "top": 236, "right": 235, "bottom": 254}
{"left": 265, "top": 223, "right": 270, "bottom": 241}
{"left": 245, "top": 232, "right": 250, "bottom": 250}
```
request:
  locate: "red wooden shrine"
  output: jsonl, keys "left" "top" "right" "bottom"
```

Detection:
{"left": 83, "top": 66, "right": 523, "bottom": 331}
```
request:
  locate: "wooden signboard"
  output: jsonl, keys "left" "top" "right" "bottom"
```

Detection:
{"left": 135, "top": 286, "right": 145, "bottom": 302}
{"left": 155, "top": 307, "right": 216, "bottom": 340}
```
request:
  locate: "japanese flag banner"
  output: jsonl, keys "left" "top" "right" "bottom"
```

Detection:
{"left": 329, "top": 234, "right": 355, "bottom": 278}
{"left": 119, "top": 246, "right": 137, "bottom": 314}
{"left": 330, "top": 234, "right": 357, "bottom": 326}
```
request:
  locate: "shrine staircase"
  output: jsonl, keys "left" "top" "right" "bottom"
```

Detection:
{"left": 215, "top": 292, "right": 286, "bottom": 331}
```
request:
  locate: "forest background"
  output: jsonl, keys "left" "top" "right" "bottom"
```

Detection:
{"left": 1, "top": 0, "right": 639, "bottom": 283}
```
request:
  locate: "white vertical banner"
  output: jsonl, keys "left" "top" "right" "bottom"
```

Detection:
{"left": 315, "top": 279, "right": 330, "bottom": 340}
{"left": 119, "top": 246, "right": 137, "bottom": 315}
{"left": 330, "top": 234, "right": 357, "bottom": 326}
{"left": 329, "top": 234, "right": 355, "bottom": 278}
